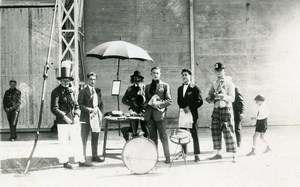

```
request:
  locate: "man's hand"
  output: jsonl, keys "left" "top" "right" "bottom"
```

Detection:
{"left": 183, "top": 106, "right": 190, "bottom": 113}
{"left": 205, "top": 97, "right": 212, "bottom": 103}
{"left": 91, "top": 108, "right": 98, "bottom": 114}
{"left": 73, "top": 115, "right": 80, "bottom": 123}
{"left": 240, "top": 114, "right": 245, "bottom": 121}
{"left": 63, "top": 115, "right": 73, "bottom": 124}
{"left": 215, "top": 93, "right": 225, "bottom": 99}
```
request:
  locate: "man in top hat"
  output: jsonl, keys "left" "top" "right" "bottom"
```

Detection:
{"left": 51, "top": 60, "right": 91, "bottom": 169}
{"left": 177, "top": 69, "right": 203, "bottom": 162}
{"left": 3, "top": 79, "right": 21, "bottom": 141}
{"left": 144, "top": 67, "right": 172, "bottom": 164}
{"left": 205, "top": 62, "right": 237, "bottom": 162}
{"left": 78, "top": 72, "right": 104, "bottom": 162}
{"left": 121, "top": 70, "right": 148, "bottom": 141}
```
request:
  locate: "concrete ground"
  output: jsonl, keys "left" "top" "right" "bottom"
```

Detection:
{"left": 1, "top": 126, "right": 300, "bottom": 187}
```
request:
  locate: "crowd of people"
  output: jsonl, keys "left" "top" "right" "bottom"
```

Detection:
{"left": 2, "top": 61, "right": 271, "bottom": 169}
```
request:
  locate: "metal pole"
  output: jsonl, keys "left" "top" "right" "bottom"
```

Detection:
{"left": 189, "top": 0, "right": 195, "bottom": 83}
{"left": 23, "top": 0, "right": 58, "bottom": 175}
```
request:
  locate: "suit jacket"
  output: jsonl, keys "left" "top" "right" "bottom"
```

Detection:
{"left": 122, "top": 83, "right": 146, "bottom": 113}
{"left": 177, "top": 84, "right": 203, "bottom": 122}
{"left": 144, "top": 80, "right": 172, "bottom": 121}
{"left": 78, "top": 86, "right": 104, "bottom": 124}
{"left": 232, "top": 87, "right": 244, "bottom": 120}
{"left": 51, "top": 85, "right": 80, "bottom": 124}
{"left": 3, "top": 88, "right": 21, "bottom": 113}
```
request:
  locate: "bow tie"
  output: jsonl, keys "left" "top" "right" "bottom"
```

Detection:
{"left": 183, "top": 83, "right": 190, "bottom": 86}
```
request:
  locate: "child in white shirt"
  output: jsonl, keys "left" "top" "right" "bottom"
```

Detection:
{"left": 246, "top": 95, "right": 271, "bottom": 156}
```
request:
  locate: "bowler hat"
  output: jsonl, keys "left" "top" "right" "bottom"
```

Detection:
{"left": 214, "top": 62, "right": 225, "bottom": 71}
{"left": 57, "top": 60, "right": 74, "bottom": 81}
{"left": 254, "top": 94, "right": 265, "bottom": 101}
{"left": 130, "top": 70, "right": 144, "bottom": 79}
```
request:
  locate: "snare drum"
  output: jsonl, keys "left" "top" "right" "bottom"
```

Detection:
{"left": 122, "top": 137, "right": 158, "bottom": 174}
{"left": 170, "top": 129, "right": 192, "bottom": 145}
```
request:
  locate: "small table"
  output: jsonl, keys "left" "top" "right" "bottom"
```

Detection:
{"left": 102, "top": 116, "right": 143, "bottom": 161}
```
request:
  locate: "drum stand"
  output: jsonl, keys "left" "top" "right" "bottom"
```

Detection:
{"left": 170, "top": 142, "right": 189, "bottom": 168}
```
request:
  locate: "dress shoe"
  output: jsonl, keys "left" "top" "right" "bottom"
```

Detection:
{"left": 194, "top": 155, "right": 200, "bottom": 162}
{"left": 165, "top": 157, "right": 171, "bottom": 164}
{"left": 91, "top": 156, "right": 104, "bottom": 162}
{"left": 209, "top": 154, "right": 222, "bottom": 160}
{"left": 78, "top": 162, "right": 93, "bottom": 167}
{"left": 63, "top": 162, "right": 73, "bottom": 169}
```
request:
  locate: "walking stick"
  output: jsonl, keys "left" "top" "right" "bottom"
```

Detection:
{"left": 23, "top": 0, "right": 58, "bottom": 175}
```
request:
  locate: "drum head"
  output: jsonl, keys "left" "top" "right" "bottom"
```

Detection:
{"left": 122, "top": 137, "right": 158, "bottom": 174}
{"left": 170, "top": 129, "right": 192, "bottom": 145}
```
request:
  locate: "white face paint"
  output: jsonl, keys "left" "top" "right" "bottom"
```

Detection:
{"left": 215, "top": 69, "right": 225, "bottom": 79}
{"left": 60, "top": 79, "right": 70, "bottom": 88}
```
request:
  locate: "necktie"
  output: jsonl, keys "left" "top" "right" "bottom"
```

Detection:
{"left": 150, "top": 80, "right": 159, "bottom": 95}
{"left": 91, "top": 87, "right": 98, "bottom": 107}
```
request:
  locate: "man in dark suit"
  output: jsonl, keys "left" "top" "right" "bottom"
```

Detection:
{"left": 3, "top": 79, "right": 21, "bottom": 141}
{"left": 51, "top": 62, "right": 91, "bottom": 169}
{"left": 232, "top": 86, "right": 245, "bottom": 147}
{"left": 144, "top": 67, "right": 172, "bottom": 164}
{"left": 121, "top": 70, "right": 148, "bottom": 141}
{"left": 78, "top": 72, "right": 104, "bottom": 162}
{"left": 177, "top": 69, "right": 203, "bottom": 162}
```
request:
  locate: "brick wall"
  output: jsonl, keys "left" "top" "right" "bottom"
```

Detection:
{"left": 84, "top": 0, "right": 300, "bottom": 127}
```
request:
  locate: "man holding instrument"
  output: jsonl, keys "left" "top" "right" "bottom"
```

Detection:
{"left": 205, "top": 62, "right": 237, "bottom": 162}
{"left": 51, "top": 61, "right": 91, "bottom": 169}
{"left": 121, "top": 70, "right": 148, "bottom": 141}
{"left": 177, "top": 69, "right": 203, "bottom": 162}
{"left": 145, "top": 67, "right": 172, "bottom": 164}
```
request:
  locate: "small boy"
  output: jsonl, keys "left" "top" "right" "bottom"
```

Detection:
{"left": 246, "top": 94, "right": 271, "bottom": 156}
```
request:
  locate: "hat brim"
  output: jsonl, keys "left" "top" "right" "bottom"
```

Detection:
{"left": 130, "top": 75, "right": 144, "bottom": 79}
{"left": 57, "top": 77, "right": 74, "bottom": 81}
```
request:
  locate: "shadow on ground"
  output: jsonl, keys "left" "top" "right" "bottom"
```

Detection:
{"left": 1, "top": 157, "right": 60, "bottom": 174}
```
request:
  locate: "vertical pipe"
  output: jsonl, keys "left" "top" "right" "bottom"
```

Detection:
{"left": 74, "top": 0, "right": 79, "bottom": 96}
{"left": 57, "top": 0, "right": 62, "bottom": 77}
{"left": 189, "top": 0, "right": 195, "bottom": 83}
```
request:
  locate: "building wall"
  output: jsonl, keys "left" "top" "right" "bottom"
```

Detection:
{"left": 0, "top": 6, "right": 58, "bottom": 130}
{"left": 84, "top": 0, "right": 300, "bottom": 127}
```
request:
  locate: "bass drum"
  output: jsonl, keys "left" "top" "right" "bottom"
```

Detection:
{"left": 122, "top": 137, "right": 158, "bottom": 174}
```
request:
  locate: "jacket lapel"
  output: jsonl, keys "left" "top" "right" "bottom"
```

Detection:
{"left": 183, "top": 85, "right": 191, "bottom": 98}
{"left": 85, "top": 86, "right": 93, "bottom": 104}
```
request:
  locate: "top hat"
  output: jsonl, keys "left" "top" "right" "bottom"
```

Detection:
{"left": 57, "top": 60, "right": 74, "bottom": 81}
{"left": 254, "top": 94, "right": 265, "bottom": 101}
{"left": 130, "top": 70, "right": 144, "bottom": 79}
{"left": 214, "top": 62, "right": 225, "bottom": 71}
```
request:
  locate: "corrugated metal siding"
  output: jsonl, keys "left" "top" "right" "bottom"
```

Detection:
{"left": 1, "top": 6, "right": 59, "bottom": 131}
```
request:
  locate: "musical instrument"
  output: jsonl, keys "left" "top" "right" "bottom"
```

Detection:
{"left": 122, "top": 137, "right": 158, "bottom": 174}
{"left": 133, "top": 84, "right": 146, "bottom": 107}
{"left": 214, "top": 79, "right": 227, "bottom": 108}
{"left": 170, "top": 129, "right": 192, "bottom": 145}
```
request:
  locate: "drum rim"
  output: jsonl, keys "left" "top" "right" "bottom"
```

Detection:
{"left": 169, "top": 128, "right": 192, "bottom": 145}
{"left": 121, "top": 137, "right": 159, "bottom": 174}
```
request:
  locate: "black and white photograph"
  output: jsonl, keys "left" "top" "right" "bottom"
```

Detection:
{"left": 1, "top": 0, "right": 300, "bottom": 186}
